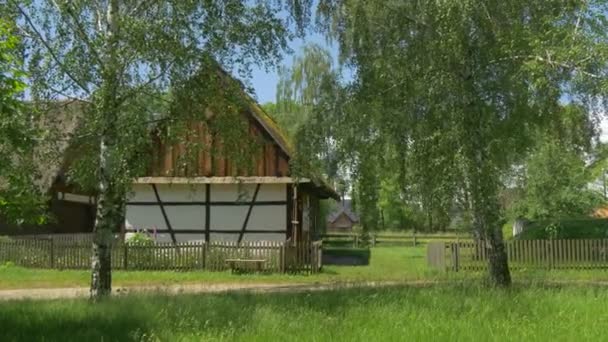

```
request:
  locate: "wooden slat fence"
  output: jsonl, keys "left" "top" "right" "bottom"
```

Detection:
{"left": 8, "top": 233, "right": 103, "bottom": 244}
{"left": 427, "top": 239, "right": 608, "bottom": 271}
{"left": 323, "top": 232, "right": 471, "bottom": 247}
{"left": 0, "top": 238, "right": 322, "bottom": 274}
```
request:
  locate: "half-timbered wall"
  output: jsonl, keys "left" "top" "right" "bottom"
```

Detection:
{"left": 125, "top": 183, "right": 288, "bottom": 243}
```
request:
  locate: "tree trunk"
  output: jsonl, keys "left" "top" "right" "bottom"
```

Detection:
{"left": 486, "top": 225, "right": 511, "bottom": 286}
{"left": 90, "top": 0, "right": 120, "bottom": 301}
{"left": 468, "top": 166, "right": 511, "bottom": 287}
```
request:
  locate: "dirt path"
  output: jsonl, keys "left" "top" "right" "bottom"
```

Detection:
{"left": 0, "top": 280, "right": 436, "bottom": 301}
{"left": 4, "top": 279, "right": 607, "bottom": 301}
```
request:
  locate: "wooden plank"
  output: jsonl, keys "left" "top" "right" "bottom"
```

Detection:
{"left": 162, "top": 141, "right": 174, "bottom": 176}
{"left": 205, "top": 184, "right": 211, "bottom": 242}
{"left": 277, "top": 154, "right": 289, "bottom": 177}
{"left": 265, "top": 143, "right": 276, "bottom": 176}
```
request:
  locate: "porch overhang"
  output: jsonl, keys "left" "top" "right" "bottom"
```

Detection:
{"left": 133, "top": 176, "right": 340, "bottom": 200}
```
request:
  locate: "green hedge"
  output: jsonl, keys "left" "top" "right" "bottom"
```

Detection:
{"left": 322, "top": 247, "right": 371, "bottom": 266}
{"left": 518, "top": 218, "right": 608, "bottom": 239}
{"left": 324, "top": 247, "right": 371, "bottom": 259}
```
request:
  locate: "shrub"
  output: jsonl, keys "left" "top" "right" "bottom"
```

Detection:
{"left": 322, "top": 247, "right": 371, "bottom": 265}
{"left": 518, "top": 218, "right": 608, "bottom": 239}
{"left": 125, "top": 232, "right": 154, "bottom": 246}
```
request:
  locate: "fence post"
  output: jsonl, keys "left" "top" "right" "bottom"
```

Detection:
{"left": 123, "top": 244, "right": 128, "bottom": 270}
{"left": 279, "top": 243, "right": 285, "bottom": 273}
{"left": 412, "top": 232, "right": 417, "bottom": 247}
{"left": 549, "top": 239, "right": 554, "bottom": 270}
{"left": 202, "top": 241, "right": 207, "bottom": 270}
{"left": 452, "top": 242, "right": 460, "bottom": 272}
{"left": 49, "top": 239, "right": 54, "bottom": 269}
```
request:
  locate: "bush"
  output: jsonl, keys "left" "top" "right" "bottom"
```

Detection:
{"left": 125, "top": 232, "right": 154, "bottom": 246}
{"left": 517, "top": 218, "right": 608, "bottom": 239}
{"left": 322, "top": 247, "right": 371, "bottom": 265}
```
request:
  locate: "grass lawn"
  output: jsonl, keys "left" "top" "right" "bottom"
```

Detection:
{"left": 1, "top": 284, "right": 608, "bottom": 341}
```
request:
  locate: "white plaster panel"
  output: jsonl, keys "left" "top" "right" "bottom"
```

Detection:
{"left": 174, "top": 234, "right": 206, "bottom": 243}
{"left": 129, "top": 184, "right": 207, "bottom": 203}
{"left": 125, "top": 206, "right": 166, "bottom": 230}
{"left": 247, "top": 206, "right": 286, "bottom": 230}
{"left": 210, "top": 206, "right": 248, "bottom": 230}
{"left": 210, "top": 184, "right": 286, "bottom": 202}
{"left": 240, "top": 233, "right": 285, "bottom": 242}
{"left": 209, "top": 233, "right": 285, "bottom": 242}
{"left": 163, "top": 206, "right": 205, "bottom": 230}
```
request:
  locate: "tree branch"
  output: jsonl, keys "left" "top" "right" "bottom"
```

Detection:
{"left": 12, "top": 1, "right": 92, "bottom": 95}
{"left": 489, "top": 54, "right": 602, "bottom": 79}
{"left": 58, "top": 1, "right": 105, "bottom": 68}
{"left": 115, "top": 61, "right": 175, "bottom": 105}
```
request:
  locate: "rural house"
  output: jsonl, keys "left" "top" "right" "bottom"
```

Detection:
{"left": 1, "top": 68, "right": 339, "bottom": 245}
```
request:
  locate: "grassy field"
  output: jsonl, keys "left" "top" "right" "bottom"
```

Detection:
{"left": 1, "top": 284, "right": 607, "bottom": 341}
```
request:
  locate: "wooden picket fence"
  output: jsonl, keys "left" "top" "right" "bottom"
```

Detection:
{"left": 0, "top": 238, "right": 322, "bottom": 274}
{"left": 427, "top": 239, "right": 608, "bottom": 271}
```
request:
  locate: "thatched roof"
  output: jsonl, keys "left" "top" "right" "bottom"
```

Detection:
{"left": 34, "top": 100, "right": 88, "bottom": 193}
{"left": 327, "top": 200, "right": 359, "bottom": 223}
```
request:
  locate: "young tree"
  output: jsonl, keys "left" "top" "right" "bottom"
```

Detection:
{"left": 314, "top": 0, "right": 608, "bottom": 286}
{"left": 515, "top": 138, "right": 603, "bottom": 220}
{"left": 512, "top": 104, "right": 601, "bottom": 220}
{"left": 0, "top": 17, "right": 44, "bottom": 225}
{"left": 12, "top": 0, "right": 315, "bottom": 300}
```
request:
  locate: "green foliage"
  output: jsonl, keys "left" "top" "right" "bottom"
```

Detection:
{"left": 323, "top": 247, "right": 370, "bottom": 262}
{"left": 0, "top": 18, "right": 46, "bottom": 225}
{"left": 305, "top": 1, "right": 608, "bottom": 283}
{"left": 316, "top": 199, "right": 337, "bottom": 235}
{"left": 512, "top": 139, "right": 604, "bottom": 220}
{"left": 518, "top": 218, "right": 608, "bottom": 240}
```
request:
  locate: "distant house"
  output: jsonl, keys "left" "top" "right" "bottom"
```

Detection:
{"left": 327, "top": 199, "right": 359, "bottom": 232}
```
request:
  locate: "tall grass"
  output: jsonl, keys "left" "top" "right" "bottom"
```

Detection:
{"left": 1, "top": 284, "right": 607, "bottom": 341}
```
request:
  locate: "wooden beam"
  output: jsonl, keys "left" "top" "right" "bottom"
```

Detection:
{"left": 125, "top": 228, "right": 287, "bottom": 234}
{"left": 151, "top": 184, "right": 177, "bottom": 244}
{"left": 286, "top": 185, "right": 292, "bottom": 241}
{"left": 274, "top": 144, "right": 280, "bottom": 176}
{"left": 205, "top": 184, "right": 210, "bottom": 242}
{"left": 237, "top": 183, "right": 261, "bottom": 244}
{"left": 127, "top": 200, "right": 287, "bottom": 206}
{"left": 134, "top": 176, "right": 311, "bottom": 184}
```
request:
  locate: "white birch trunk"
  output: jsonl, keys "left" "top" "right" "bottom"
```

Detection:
{"left": 90, "top": 0, "right": 120, "bottom": 301}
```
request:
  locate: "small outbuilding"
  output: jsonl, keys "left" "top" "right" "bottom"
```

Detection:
{"left": 327, "top": 199, "right": 359, "bottom": 233}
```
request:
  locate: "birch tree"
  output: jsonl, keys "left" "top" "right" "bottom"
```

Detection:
{"left": 312, "top": 0, "right": 608, "bottom": 286}
{"left": 12, "top": 0, "right": 315, "bottom": 300}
